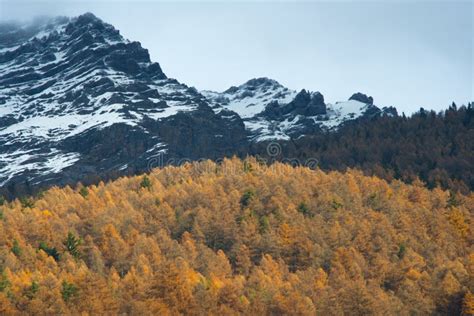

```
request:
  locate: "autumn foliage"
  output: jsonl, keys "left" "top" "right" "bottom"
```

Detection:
{"left": 0, "top": 158, "right": 472, "bottom": 315}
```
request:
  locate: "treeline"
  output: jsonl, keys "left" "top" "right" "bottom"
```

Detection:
{"left": 1, "top": 103, "right": 472, "bottom": 200}
{"left": 0, "top": 158, "right": 472, "bottom": 314}
{"left": 252, "top": 103, "right": 474, "bottom": 193}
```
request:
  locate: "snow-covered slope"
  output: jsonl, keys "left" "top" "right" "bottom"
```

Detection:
{"left": 202, "top": 78, "right": 297, "bottom": 118}
{"left": 0, "top": 13, "right": 397, "bottom": 195}
{"left": 204, "top": 78, "right": 396, "bottom": 141}
{"left": 0, "top": 13, "right": 245, "bottom": 191}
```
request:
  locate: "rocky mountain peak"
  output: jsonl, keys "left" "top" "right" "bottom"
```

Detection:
{"left": 288, "top": 90, "right": 326, "bottom": 115}
{"left": 382, "top": 106, "right": 398, "bottom": 117}
{"left": 0, "top": 13, "right": 245, "bottom": 194}
{"left": 75, "top": 12, "right": 101, "bottom": 24}
{"left": 243, "top": 77, "right": 282, "bottom": 88}
{"left": 64, "top": 13, "right": 121, "bottom": 42}
{"left": 294, "top": 90, "right": 324, "bottom": 106}
{"left": 223, "top": 77, "right": 283, "bottom": 94}
{"left": 349, "top": 92, "right": 374, "bottom": 105}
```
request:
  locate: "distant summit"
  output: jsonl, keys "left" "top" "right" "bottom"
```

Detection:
{"left": 204, "top": 79, "right": 388, "bottom": 141}
{"left": 349, "top": 92, "right": 374, "bottom": 105}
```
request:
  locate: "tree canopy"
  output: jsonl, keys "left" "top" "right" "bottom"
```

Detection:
{"left": 0, "top": 158, "right": 472, "bottom": 314}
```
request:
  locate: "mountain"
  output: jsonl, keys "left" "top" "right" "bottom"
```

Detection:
{"left": 0, "top": 13, "right": 247, "bottom": 194}
{"left": 0, "top": 13, "right": 395, "bottom": 195}
{"left": 203, "top": 77, "right": 397, "bottom": 141}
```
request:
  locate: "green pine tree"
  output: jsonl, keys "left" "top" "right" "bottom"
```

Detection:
{"left": 79, "top": 187, "right": 89, "bottom": 198}
{"left": 63, "top": 232, "right": 82, "bottom": 259}
{"left": 140, "top": 175, "right": 152, "bottom": 190}
{"left": 61, "top": 281, "right": 78, "bottom": 302}
{"left": 11, "top": 239, "right": 22, "bottom": 257}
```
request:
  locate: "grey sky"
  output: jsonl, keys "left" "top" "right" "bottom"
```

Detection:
{"left": 1, "top": 0, "right": 472, "bottom": 114}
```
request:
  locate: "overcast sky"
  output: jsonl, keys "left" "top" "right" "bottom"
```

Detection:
{"left": 0, "top": 0, "right": 472, "bottom": 113}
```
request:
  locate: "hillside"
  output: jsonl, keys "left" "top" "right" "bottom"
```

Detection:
{"left": 0, "top": 158, "right": 472, "bottom": 315}
{"left": 251, "top": 104, "right": 474, "bottom": 193}
{"left": 0, "top": 13, "right": 397, "bottom": 195}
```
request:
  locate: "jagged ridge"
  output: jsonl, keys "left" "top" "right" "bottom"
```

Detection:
{"left": 0, "top": 13, "right": 246, "bottom": 193}
{"left": 0, "top": 13, "right": 397, "bottom": 195}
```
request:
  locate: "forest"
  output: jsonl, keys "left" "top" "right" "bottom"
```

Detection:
{"left": 0, "top": 158, "right": 472, "bottom": 315}
{"left": 252, "top": 103, "right": 474, "bottom": 193}
{"left": 1, "top": 103, "right": 472, "bottom": 200}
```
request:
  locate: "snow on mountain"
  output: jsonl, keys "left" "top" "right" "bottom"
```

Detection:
{"left": 0, "top": 13, "right": 200, "bottom": 141}
{"left": 204, "top": 79, "right": 392, "bottom": 141}
{"left": 202, "top": 78, "right": 297, "bottom": 118}
{"left": 0, "top": 13, "right": 397, "bottom": 194}
{"left": 0, "top": 13, "right": 244, "bottom": 190}
{"left": 320, "top": 100, "right": 372, "bottom": 129}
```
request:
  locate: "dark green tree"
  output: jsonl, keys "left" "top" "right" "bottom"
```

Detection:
{"left": 397, "top": 243, "right": 407, "bottom": 259}
{"left": 297, "top": 202, "right": 312, "bottom": 217}
{"left": 24, "top": 281, "right": 39, "bottom": 299}
{"left": 240, "top": 189, "right": 255, "bottom": 208}
{"left": 0, "top": 271, "right": 10, "bottom": 292}
{"left": 11, "top": 239, "right": 21, "bottom": 257}
{"left": 61, "top": 281, "right": 78, "bottom": 302}
{"left": 79, "top": 187, "right": 89, "bottom": 198}
{"left": 19, "top": 197, "right": 34, "bottom": 208}
{"left": 140, "top": 175, "right": 152, "bottom": 190}
{"left": 38, "top": 242, "right": 60, "bottom": 261}
{"left": 63, "top": 232, "right": 82, "bottom": 259}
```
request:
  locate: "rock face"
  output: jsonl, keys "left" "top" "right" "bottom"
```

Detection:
{"left": 382, "top": 106, "right": 398, "bottom": 117}
{"left": 0, "top": 13, "right": 396, "bottom": 195}
{"left": 0, "top": 13, "right": 247, "bottom": 195}
{"left": 262, "top": 90, "right": 326, "bottom": 118}
{"left": 284, "top": 90, "right": 326, "bottom": 116}
{"left": 205, "top": 81, "right": 387, "bottom": 141}
{"left": 349, "top": 92, "right": 374, "bottom": 105}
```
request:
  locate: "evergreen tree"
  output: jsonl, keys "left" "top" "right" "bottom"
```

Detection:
{"left": 140, "top": 175, "right": 152, "bottom": 190}
{"left": 64, "top": 232, "right": 82, "bottom": 259}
